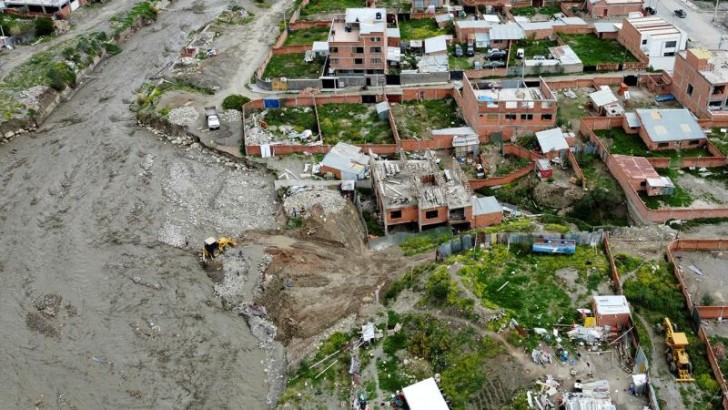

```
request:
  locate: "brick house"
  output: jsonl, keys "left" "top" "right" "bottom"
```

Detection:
{"left": 457, "top": 74, "right": 557, "bottom": 140}
{"left": 611, "top": 155, "right": 675, "bottom": 196}
{"left": 328, "top": 9, "right": 389, "bottom": 75}
{"left": 593, "top": 295, "right": 632, "bottom": 328}
{"left": 617, "top": 16, "right": 687, "bottom": 71}
{"left": 671, "top": 49, "right": 728, "bottom": 120}
{"left": 371, "top": 159, "right": 489, "bottom": 234}
{"left": 587, "top": 0, "right": 643, "bottom": 18}
{"left": 634, "top": 108, "right": 707, "bottom": 151}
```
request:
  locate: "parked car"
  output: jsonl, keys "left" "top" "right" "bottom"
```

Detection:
{"left": 455, "top": 44, "right": 463, "bottom": 57}
{"left": 644, "top": 6, "right": 656, "bottom": 15}
{"left": 485, "top": 49, "right": 507, "bottom": 60}
{"left": 674, "top": 9, "right": 687, "bottom": 18}
{"left": 533, "top": 55, "right": 546, "bottom": 61}
{"left": 466, "top": 44, "right": 474, "bottom": 57}
{"left": 483, "top": 60, "right": 506, "bottom": 68}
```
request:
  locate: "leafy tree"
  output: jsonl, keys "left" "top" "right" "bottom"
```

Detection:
{"left": 222, "top": 94, "right": 250, "bottom": 111}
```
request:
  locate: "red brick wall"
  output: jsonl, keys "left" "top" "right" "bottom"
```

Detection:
{"left": 419, "top": 206, "right": 449, "bottom": 227}
{"left": 384, "top": 205, "right": 419, "bottom": 226}
{"left": 672, "top": 51, "right": 714, "bottom": 119}
{"left": 473, "top": 212, "right": 503, "bottom": 228}
{"left": 587, "top": 0, "right": 643, "bottom": 17}
{"left": 617, "top": 18, "right": 650, "bottom": 64}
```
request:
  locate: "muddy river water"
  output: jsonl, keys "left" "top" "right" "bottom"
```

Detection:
{"left": 0, "top": 1, "right": 284, "bottom": 408}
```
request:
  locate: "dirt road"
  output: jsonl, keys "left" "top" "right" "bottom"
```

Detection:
{"left": 0, "top": 0, "right": 288, "bottom": 408}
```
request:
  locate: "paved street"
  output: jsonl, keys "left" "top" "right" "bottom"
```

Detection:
{"left": 645, "top": 0, "right": 727, "bottom": 48}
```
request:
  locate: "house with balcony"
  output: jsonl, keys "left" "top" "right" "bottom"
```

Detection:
{"left": 617, "top": 16, "right": 687, "bottom": 71}
{"left": 671, "top": 49, "right": 728, "bottom": 120}
{"left": 458, "top": 75, "right": 557, "bottom": 140}
{"left": 328, "top": 8, "right": 389, "bottom": 76}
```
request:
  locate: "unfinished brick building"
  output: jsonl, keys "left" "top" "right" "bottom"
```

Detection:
{"left": 671, "top": 49, "right": 728, "bottom": 120}
{"left": 458, "top": 75, "right": 557, "bottom": 140}
{"left": 371, "top": 158, "right": 501, "bottom": 234}
{"left": 328, "top": 8, "right": 390, "bottom": 75}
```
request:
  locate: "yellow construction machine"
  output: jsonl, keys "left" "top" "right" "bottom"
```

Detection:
{"left": 663, "top": 317, "right": 694, "bottom": 382}
{"left": 202, "top": 237, "right": 237, "bottom": 260}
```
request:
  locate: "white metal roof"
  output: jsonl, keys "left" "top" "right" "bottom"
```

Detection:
{"left": 387, "top": 27, "right": 400, "bottom": 38}
{"left": 435, "top": 13, "right": 452, "bottom": 23}
{"left": 402, "top": 378, "right": 449, "bottom": 410}
{"left": 589, "top": 88, "right": 618, "bottom": 107}
{"left": 345, "top": 8, "right": 386, "bottom": 24}
{"left": 558, "top": 16, "right": 587, "bottom": 25}
{"left": 312, "top": 41, "right": 329, "bottom": 53}
{"left": 433, "top": 126, "right": 476, "bottom": 135}
{"left": 424, "top": 35, "right": 448, "bottom": 54}
{"left": 489, "top": 23, "right": 525, "bottom": 40}
{"left": 536, "top": 128, "right": 569, "bottom": 153}
{"left": 594, "top": 295, "right": 630, "bottom": 315}
{"left": 472, "top": 196, "right": 502, "bottom": 215}
{"left": 624, "top": 112, "right": 641, "bottom": 128}
{"left": 482, "top": 14, "right": 501, "bottom": 23}
{"left": 455, "top": 20, "right": 492, "bottom": 29}
{"left": 593, "top": 22, "right": 619, "bottom": 33}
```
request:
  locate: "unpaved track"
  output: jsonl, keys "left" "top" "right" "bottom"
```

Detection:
{"left": 0, "top": 1, "right": 284, "bottom": 408}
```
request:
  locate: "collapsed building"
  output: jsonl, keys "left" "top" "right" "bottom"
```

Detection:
{"left": 371, "top": 157, "right": 501, "bottom": 234}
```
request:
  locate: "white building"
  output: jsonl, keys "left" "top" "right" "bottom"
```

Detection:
{"left": 618, "top": 16, "right": 688, "bottom": 71}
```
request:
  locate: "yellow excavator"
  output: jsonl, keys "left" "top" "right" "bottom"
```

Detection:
{"left": 663, "top": 317, "right": 694, "bottom": 382}
{"left": 202, "top": 237, "right": 237, "bottom": 260}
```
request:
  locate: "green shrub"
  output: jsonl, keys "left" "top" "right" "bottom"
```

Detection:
{"left": 46, "top": 62, "right": 76, "bottom": 91}
{"left": 104, "top": 42, "right": 122, "bottom": 55}
{"left": 222, "top": 94, "right": 251, "bottom": 111}
{"left": 34, "top": 17, "right": 55, "bottom": 36}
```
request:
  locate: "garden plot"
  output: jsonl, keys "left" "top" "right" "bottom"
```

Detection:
{"left": 283, "top": 26, "right": 330, "bottom": 46}
{"left": 398, "top": 18, "right": 448, "bottom": 41}
{"left": 675, "top": 172, "right": 728, "bottom": 208}
{"left": 244, "top": 106, "right": 318, "bottom": 145}
{"left": 559, "top": 34, "right": 637, "bottom": 66}
{"left": 390, "top": 98, "right": 464, "bottom": 139}
{"left": 673, "top": 250, "right": 728, "bottom": 306}
{"left": 298, "top": 0, "right": 362, "bottom": 20}
{"left": 317, "top": 103, "right": 395, "bottom": 145}
{"left": 261, "top": 53, "right": 324, "bottom": 79}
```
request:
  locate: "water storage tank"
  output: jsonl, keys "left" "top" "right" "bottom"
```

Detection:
{"left": 376, "top": 12, "right": 382, "bottom": 20}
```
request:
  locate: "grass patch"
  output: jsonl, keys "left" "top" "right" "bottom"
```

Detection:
{"left": 254, "top": 106, "right": 318, "bottom": 136}
{"left": 378, "top": 0, "right": 412, "bottom": 10}
{"left": 398, "top": 18, "right": 448, "bottom": 40}
{"left": 455, "top": 244, "right": 611, "bottom": 346}
{"left": 318, "top": 103, "right": 394, "bottom": 145}
{"left": 640, "top": 168, "right": 693, "bottom": 209}
{"left": 449, "top": 55, "right": 472, "bottom": 70}
{"left": 378, "top": 313, "right": 506, "bottom": 408}
{"left": 382, "top": 262, "right": 435, "bottom": 305}
{"left": 300, "top": 0, "right": 362, "bottom": 17}
{"left": 391, "top": 98, "right": 463, "bottom": 139}
{"left": 708, "top": 129, "right": 728, "bottom": 156}
{"left": 283, "top": 26, "right": 330, "bottom": 46}
{"left": 494, "top": 155, "right": 531, "bottom": 176}
{"left": 560, "top": 34, "right": 637, "bottom": 66}
{"left": 509, "top": 5, "right": 561, "bottom": 16}
{"left": 399, "top": 228, "right": 453, "bottom": 256}
{"left": 261, "top": 53, "right": 323, "bottom": 79}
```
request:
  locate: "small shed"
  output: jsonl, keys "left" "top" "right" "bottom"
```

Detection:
{"left": 435, "top": 13, "right": 452, "bottom": 28}
{"left": 536, "top": 127, "right": 569, "bottom": 159}
{"left": 376, "top": 101, "right": 390, "bottom": 120}
{"left": 593, "top": 295, "right": 631, "bottom": 328}
{"left": 402, "top": 378, "right": 449, "bottom": 410}
{"left": 320, "top": 142, "right": 369, "bottom": 180}
{"left": 452, "top": 134, "right": 480, "bottom": 158}
{"left": 312, "top": 41, "right": 329, "bottom": 57}
{"left": 424, "top": 35, "right": 448, "bottom": 55}
{"left": 471, "top": 196, "right": 503, "bottom": 228}
{"left": 646, "top": 176, "right": 675, "bottom": 196}
{"left": 588, "top": 87, "right": 624, "bottom": 117}
{"left": 535, "top": 158, "right": 552, "bottom": 179}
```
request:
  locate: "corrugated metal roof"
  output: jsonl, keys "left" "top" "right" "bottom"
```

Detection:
{"left": 472, "top": 196, "right": 502, "bottom": 215}
{"left": 489, "top": 23, "right": 525, "bottom": 40}
{"left": 558, "top": 16, "right": 587, "bottom": 25}
{"left": 455, "top": 20, "right": 492, "bottom": 29}
{"left": 321, "top": 142, "right": 369, "bottom": 179}
{"left": 536, "top": 128, "right": 569, "bottom": 153}
{"left": 424, "top": 35, "right": 448, "bottom": 54}
{"left": 635, "top": 108, "right": 706, "bottom": 142}
{"left": 589, "top": 88, "right": 618, "bottom": 107}
{"left": 549, "top": 45, "right": 582, "bottom": 65}
{"left": 432, "top": 126, "right": 476, "bottom": 135}
{"left": 482, "top": 15, "right": 501, "bottom": 23}
{"left": 518, "top": 21, "right": 554, "bottom": 31}
{"left": 452, "top": 134, "right": 480, "bottom": 147}
{"left": 624, "top": 112, "right": 641, "bottom": 128}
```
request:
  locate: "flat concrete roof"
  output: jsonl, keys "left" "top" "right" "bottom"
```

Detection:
{"left": 635, "top": 108, "right": 706, "bottom": 143}
{"left": 345, "top": 8, "right": 386, "bottom": 24}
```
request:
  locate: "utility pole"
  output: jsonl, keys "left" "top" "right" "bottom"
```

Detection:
{"left": 713, "top": 0, "right": 720, "bottom": 22}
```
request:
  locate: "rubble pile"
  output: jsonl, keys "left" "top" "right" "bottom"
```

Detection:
{"left": 219, "top": 109, "right": 241, "bottom": 123}
{"left": 168, "top": 106, "right": 200, "bottom": 126}
{"left": 16, "top": 85, "right": 48, "bottom": 110}
{"left": 283, "top": 188, "right": 347, "bottom": 217}
{"left": 244, "top": 126, "right": 275, "bottom": 145}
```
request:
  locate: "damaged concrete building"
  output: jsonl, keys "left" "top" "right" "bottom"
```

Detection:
{"left": 371, "top": 157, "right": 498, "bottom": 234}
